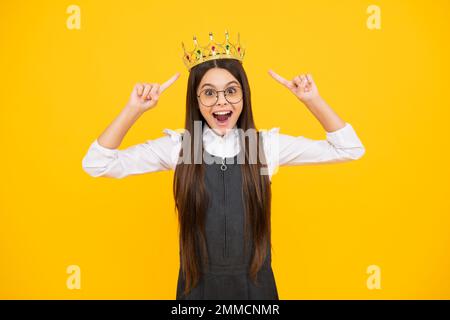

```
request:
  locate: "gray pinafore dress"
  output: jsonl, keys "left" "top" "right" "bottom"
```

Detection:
{"left": 176, "top": 149, "right": 279, "bottom": 300}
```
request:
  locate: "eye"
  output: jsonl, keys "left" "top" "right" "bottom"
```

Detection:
{"left": 226, "top": 87, "right": 237, "bottom": 94}
{"left": 204, "top": 89, "right": 215, "bottom": 96}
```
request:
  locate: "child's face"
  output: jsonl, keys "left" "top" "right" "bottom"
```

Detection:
{"left": 197, "top": 67, "right": 243, "bottom": 136}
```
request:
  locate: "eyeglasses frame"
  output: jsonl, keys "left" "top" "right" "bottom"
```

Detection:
{"left": 196, "top": 85, "right": 243, "bottom": 107}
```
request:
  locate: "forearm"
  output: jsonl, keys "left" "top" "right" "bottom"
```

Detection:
{"left": 97, "top": 104, "right": 144, "bottom": 149}
{"left": 303, "top": 96, "right": 346, "bottom": 133}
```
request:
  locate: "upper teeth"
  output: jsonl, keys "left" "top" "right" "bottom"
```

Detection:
{"left": 214, "top": 111, "right": 231, "bottom": 115}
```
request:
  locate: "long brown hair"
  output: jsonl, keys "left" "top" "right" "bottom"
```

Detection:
{"left": 173, "top": 58, "right": 272, "bottom": 297}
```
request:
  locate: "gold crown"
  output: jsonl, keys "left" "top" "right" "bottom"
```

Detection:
{"left": 181, "top": 30, "right": 246, "bottom": 72}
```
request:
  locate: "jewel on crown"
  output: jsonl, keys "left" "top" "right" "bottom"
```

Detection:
{"left": 181, "top": 30, "right": 245, "bottom": 71}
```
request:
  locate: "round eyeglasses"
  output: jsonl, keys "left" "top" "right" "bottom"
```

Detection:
{"left": 197, "top": 86, "right": 243, "bottom": 107}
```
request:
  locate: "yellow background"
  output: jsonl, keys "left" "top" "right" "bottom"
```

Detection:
{"left": 1, "top": 0, "right": 449, "bottom": 299}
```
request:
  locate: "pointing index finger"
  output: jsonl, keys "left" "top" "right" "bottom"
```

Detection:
{"left": 159, "top": 72, "right": 181, "bottom": 93}
{"left": 268, "top": 69, "right": 292, "bottom": 88}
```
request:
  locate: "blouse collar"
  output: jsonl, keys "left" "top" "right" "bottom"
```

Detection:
{"left": 202, "top": 122, "right": 240, "bottom": 158}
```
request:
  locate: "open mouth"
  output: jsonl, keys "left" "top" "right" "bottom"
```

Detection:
{"left": 212, "top": 110, "right": 233, "bottom": 126}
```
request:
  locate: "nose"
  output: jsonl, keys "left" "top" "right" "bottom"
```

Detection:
{"left": 216, "top": 91, "right": 228, "bottom": 106}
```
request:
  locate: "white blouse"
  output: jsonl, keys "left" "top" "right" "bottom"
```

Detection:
{"left": 81, "top": 122, "right": 365, "bottom": 180}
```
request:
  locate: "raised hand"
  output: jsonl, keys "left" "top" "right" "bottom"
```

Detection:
{"left": 127, "top": 72, "right": 181, "bottom": 113}
{"left": 268, "top": 70, "right": 320, "bottom": 104}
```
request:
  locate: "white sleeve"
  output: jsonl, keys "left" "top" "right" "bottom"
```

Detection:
{"left": 262, "top": 122, "right": 365, "bottom": 172}
{"left": 81, "top": 128, "right": 182, "bottom": 178}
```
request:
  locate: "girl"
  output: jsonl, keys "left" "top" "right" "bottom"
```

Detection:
{"left": 82, "top": 34, "right": 365, "bottom": 300}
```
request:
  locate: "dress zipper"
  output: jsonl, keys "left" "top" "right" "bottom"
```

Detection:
{"left": 221, "top": 157, "right": 227, "bottom": 258}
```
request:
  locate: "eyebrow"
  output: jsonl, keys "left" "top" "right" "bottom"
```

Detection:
{"left": 200, "top": 80, "right": 240, "bottom": 90}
